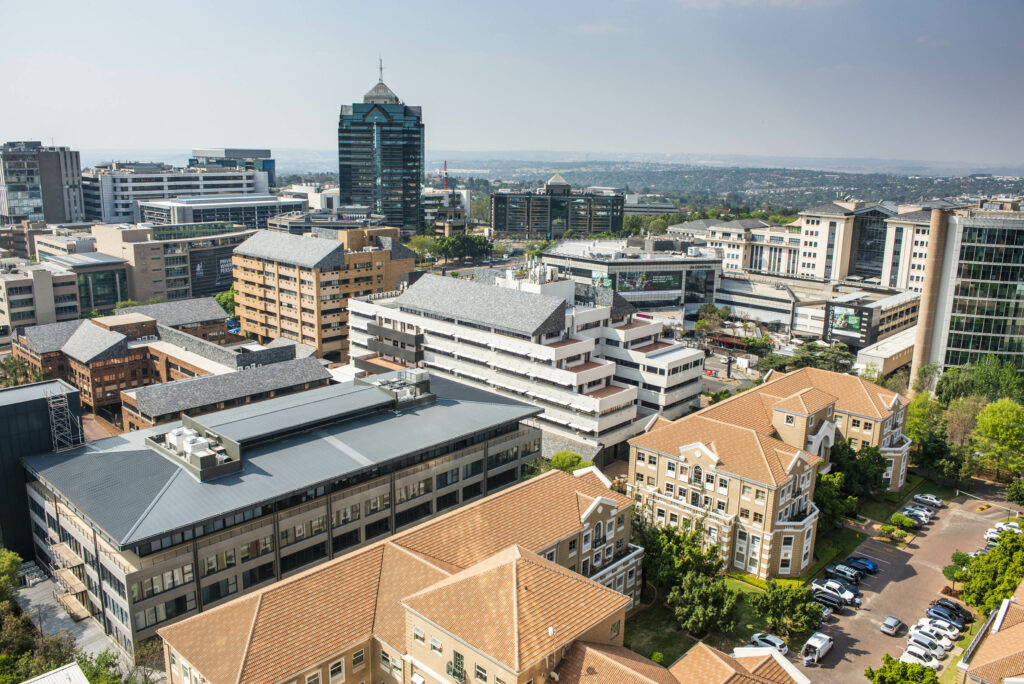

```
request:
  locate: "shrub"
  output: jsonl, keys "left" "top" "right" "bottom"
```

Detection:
{"left": 890, "top": 513, "right": 917, "bottom": 530}
{"left": 651, "top": 652, "right": 664, "bottom": 664}
{"left": 879, "top": 524, "right": 895, "bottom": 537}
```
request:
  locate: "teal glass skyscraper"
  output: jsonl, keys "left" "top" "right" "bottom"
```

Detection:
{"left": 338, "top": 69, "right": 424, "bottom": 235}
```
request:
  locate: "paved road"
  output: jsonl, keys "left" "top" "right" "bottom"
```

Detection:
{"left": 797, "top": 493, "right": 1006, "bottom": 682}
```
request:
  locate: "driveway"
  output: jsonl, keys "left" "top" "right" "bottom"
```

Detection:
{"left": 796, "top": 493, "right": 1008, "bottom": 682}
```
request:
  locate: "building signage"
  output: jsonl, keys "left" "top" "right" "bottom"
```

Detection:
{"left": 616, "top": 271, "right": 682, "bottom": 292}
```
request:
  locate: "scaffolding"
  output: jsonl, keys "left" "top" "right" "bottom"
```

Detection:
{"left": 46, "top": 386, "right": 83, "bottom": 453}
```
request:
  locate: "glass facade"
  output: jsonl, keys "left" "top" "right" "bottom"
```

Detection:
{"left": 944, "top": 215, "right": 1024, "bottom": 367}
{"left": 852, "top": 209, "right": 891, "bottom": 278}
{"left": 77, "top": 268, "right": 128, "bottom": 312}
{"left": 0, "top": 145, "right": 44, "bottom": 223}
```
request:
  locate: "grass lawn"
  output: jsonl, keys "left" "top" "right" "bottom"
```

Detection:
{"left": 624, "top": 599, "right": 696, "bottom": 664}
{"left": 704, "top": 578, "right": 763, "bottom": 652}
{"left": 938, "top": 619, "right": 986, "bottom": 684}
{"left": 801, "top": 527, "right": 866, "bottom": 582}
{"left": 859, "top": 476, "right": 960, "bottom": 524}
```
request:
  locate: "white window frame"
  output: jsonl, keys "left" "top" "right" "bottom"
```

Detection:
{"left": 329, "top": 660, "right": 344, "bottom": 683}
{"left": 430, "top": 637, "right": 443, "bottom": 655}
{"left": 413, "top": 626, "right": 425, "bottom": 643}
{"left": 306, "top": 674, "right": 320, "bottom": 684}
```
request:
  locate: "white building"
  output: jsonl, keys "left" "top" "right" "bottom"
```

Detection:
{"left": 82, "top": 162, "right": 269, "bottom": 223}
{"left": 279, "top": 184, "right": 343, "bottom": 213}
{"left": 348, "top": 266, "right": 705, "bottom": 462}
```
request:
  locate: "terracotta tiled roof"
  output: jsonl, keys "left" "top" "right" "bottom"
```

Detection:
{"left": 556, "top": 641, "right": 682, "bottom": 684}
{"left": 967, "top": 600, "right": 1024, "bottom": 682}
{"left": 156, "top": 593, "right": 261, "bottom": 684}
{"left": 667, "top": 644, "right": 801, "bottom": 684}
{"left": 391, "top": 469, "right": 630, "bottom": 570}
{"left": 773, "top": 388, "right": 838, "bottom": 415}
{"left": 403, "top": 546, "right": 630, "bottom": 672}
{"left": 371, "top": 544, "right": 450, "bottom": 651}
{"left": 760, "top": 368, "right": 906, "bottom": 419}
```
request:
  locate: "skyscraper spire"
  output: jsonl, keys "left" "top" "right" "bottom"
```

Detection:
{"left": 378, "top": 56, "right": 384, "bottom": 82}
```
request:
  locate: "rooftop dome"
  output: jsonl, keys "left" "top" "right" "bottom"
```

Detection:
{"left": 364, "top": 79, "right": 401, "bottom": 105}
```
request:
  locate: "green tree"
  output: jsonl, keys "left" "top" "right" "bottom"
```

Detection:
{"left": 829, "top": 442, "right": 886, "bottom": 498}
{"left": 1007, "top": 477, "right": 1024, "bottom": 506}
{"left": 972, "top": 398, "right": 1024, "bottom": 480}
{"left": 548, "top": 451, "right": 594, "bottom": 473}
{"left": 0, "top": 357, "right": 44, "bottom": 389}
{"left": 960, "top": 531, "right": 1024, "bottom": 613}
{"left": 913, "top": 362, "right": 941, "bottom": 394}
{"left": 81, "top": 309, "right": 101, "bottom": 319}
{"left": 76, "top": 649, "right": 125, "bottom": 684}
{"left": 864, "top": 653, "right": 939, "bottom": 683}
{"left": 748, "top": 581, "right": 823, "bottom": 637}
{"left": 114, "top": 299, "right": 140, "bottom": 310}
{"left": 667, "top": 571, "right": 738, "bottom": 636}
{"left": 946, "top": 395, "right": 987, "bottom": 446}
{"left": 905, "top": 393, "right": 945, "bottom": 446}
{"left": 0, "top": 549, "right": 20, "bottom": 602}
{"left": 406, "top": 235, "right": 437, "bottom": 260}
{"left": 215, "top": 285, "right": 237, "bottom": 316}
{"left": 756, "top": 353, "right": 790, "bottom": 373}
{"left": 943, "top": 551, "right": 970, "bottom": 591}
{"left": 890, "top": 513, "right": 917, "bottom": 530}
{"left": 813, "top": 472, "right": 858, "bottom": 531}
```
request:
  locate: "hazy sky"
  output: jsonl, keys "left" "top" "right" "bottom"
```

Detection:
{"left": 2, "top": 0, "right": 1022, "bottom": 165}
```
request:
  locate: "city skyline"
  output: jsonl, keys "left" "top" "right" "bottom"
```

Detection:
{"left": 1, "top": 0, "right": 1022, "bottom": 167}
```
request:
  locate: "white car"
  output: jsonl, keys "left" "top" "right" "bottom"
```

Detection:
{"left": 996, "top": 521, "right": 1021, "bottom": 533}
{"left": 921, "top": 616, "right": 964, "bottom": 637}
{"left": 901, "top": 646, "right": 940, "bottom": 670}
{"left": 909, "top": 625, "right": 954, "bottom": 651}
{"left": 907, "top": 633, "right": 947, "bottom": 659}
{"left": 750, "top": 632, "right": 788, "bottom": 655}
{"left": 913, "top": 493, "right": 945, "bottom": 508}
{"left": 904, "top": 505, "right": 933, "bottom": 520}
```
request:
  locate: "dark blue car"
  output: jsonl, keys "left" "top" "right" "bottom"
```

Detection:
{"left": 846, "top": 556, "right": 879, "bottom": 574}
{"left": 926, "top": 605, "right": 965, "bottom": 630}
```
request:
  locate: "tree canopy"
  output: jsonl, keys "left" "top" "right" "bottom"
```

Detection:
{"left": 959, "top": 531, "right": 1024, "bottom": 613}
{"left": 748, "top": 581, "right": 823, "bottom": 638}
{"left": 864, "top": 654, "right": 939, "bottom": 683}
{"left": 971, "top": 398, "right": 1024, "bottom": 479}
{"left": 0, "top": 358, "right": 42, "bottom": 390}
{"left": 215, "top": 286, "right": 236, "bottom": 316}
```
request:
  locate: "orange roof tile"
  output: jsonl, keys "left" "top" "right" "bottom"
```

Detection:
{"left": 371, "top": 544, "right": 451, "bottom": 651}
{"left": 403, "top": 546, "right": 630, "bottom": 672}
{"left": 556, "top": 642, "right": 682, "bottom": 684}
{"left": 667, "top": 643, "right": 799, "bottom": 684}
{"left": 966, "top": 600, "right": 1024, "bottom": 682}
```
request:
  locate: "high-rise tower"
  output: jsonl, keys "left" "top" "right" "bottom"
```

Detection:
{"left": 338, "top": 65, "right": 424, "bottom": 235}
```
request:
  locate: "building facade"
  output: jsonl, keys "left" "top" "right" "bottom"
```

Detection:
{"left": 266, "top": 210, "right": 386, "bottom": 235}
{"left": 422, "top": 188, "right": 470, "bottom": 236}
{"left": 92, "top": 222, "right": 254, "bottom": 301}
{"left": 233, "top": 228, "right": 416, "bottom": 360}
{"left": 136, "top": 194, "right": 305, "bottom": 230}
{"left": 911, "top": 200, "right": 1024, "bottom": 375}
{"left": 0, "top": 261, "right": 80, "bottom": 342}
{"left": 338, "top": 77, "right": 424, "bottom": 235}
{"left": 0, "top": 142, "right": 84, "bottom": 225}
{"left": 629, "top": 366, "right": 910, "bottom": 580}
{"left": 188, "top": 148, "right": 275, "bottom": 187}
{"left": 82, "top": 163, "right": 270, "bottom": 223}
{"left": 491, "top": 174, "right": 624, "bottom": 240}
{"left": 23, "top": 372, "right": 542, "bottom": 654}
{"left": 43, "top": 252, "right": 129, "bottom": 314}
{"left": 349, "top": 269, "right": 705, "bottom": 462}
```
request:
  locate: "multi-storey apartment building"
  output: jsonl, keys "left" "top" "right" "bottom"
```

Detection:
{"left": 540, "top": 238, "right": 721, "bottom": 311}
{"left": 188, "top": 148, "right": 275, "bottom": 187}
{"left": 92, "top": 222, "right": 255, "bottom": 301}
{"left": 491, "top": 174, "right": 624, "bottom": 240}
{"left": 82, "top": 163, "right": 270, "bottom": 223}
{"left": 24, "top": 371, "right": 542, "bottom": 654}
{"left": 339, "top": 75, "right": 424, "bottom": 234}
{"left": 0, "top": 261, "right": 80, "bottom": 342}
{"left": 233, "top": 229, "right": 415, "bottom": 360}
{"left": 911, "top": 200, "right": 1024, "bottom": 375}
{"left": 629, "top": 366, "right": 909, "bottom": 580}
{"left": 701, "top": 218, "right": 801, "bottom": 275}
{"left": 0, "top": 142, "right": 84, "bottom": 224}
{"left": 136, "top": 194, "right": 306, "bottom": 230}
{"left": 349, "top": 268, "right": 705, "bottom": 462}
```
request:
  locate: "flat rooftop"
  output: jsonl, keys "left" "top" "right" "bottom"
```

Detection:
{"left": 543, "top": 239, "right": 714, "bottom": 262}
{"left": 0, "top": 379, "right": 77, "bottom": 408}
{"left": 24, "top": 376, "right": 539, "bottom": 548}
{"left": 44, "top": 252, "right": 127, "bottom": 268}
{"left": 139, "top": 194, "right": 302, "bottom": 208}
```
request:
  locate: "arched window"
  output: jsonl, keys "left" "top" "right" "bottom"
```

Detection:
{"left": 692, "top": 465, "right": 703, "bottom": 486}
{"left": 595, "top": 521, "right": 604, "bottom": 541}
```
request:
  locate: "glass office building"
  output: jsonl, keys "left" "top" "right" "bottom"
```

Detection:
{"left": 338, "top": 79, "right": 424, "bottom": 234}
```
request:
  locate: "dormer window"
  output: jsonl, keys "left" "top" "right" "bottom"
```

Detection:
{"left": 785, "top": 415, "right": 795, "bottom": 426}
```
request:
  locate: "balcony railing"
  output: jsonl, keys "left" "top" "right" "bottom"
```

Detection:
{"left": 446, "top": 662, "right": 466, "bottom": 682}
{"left": 592, "top": 535, "right": 607, "bottom": 549}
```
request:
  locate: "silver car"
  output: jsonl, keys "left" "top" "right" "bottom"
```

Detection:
{"left": 880, "top": 616, "right": 903, "bottom": 636}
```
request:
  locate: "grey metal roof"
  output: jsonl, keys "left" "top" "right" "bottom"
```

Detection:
{"left": 573, "top": 283, "right": 636, "bottom": 319}
{"left": 0, "top": 379, "right": 77, "bottom": 408}
{"left": 45, "top": 252, "right": 127, "bottom": 268}
{"left": 125, "top": 357, "right": 331, "bottom": 418}
{"left": 116, "top": 298, "right": 227, "bottom": 327}
{"left": 23, "top": 662, "right": 89, "bottom": 684}
{"left": 19, "top": 319, "right": 84, "bottom": 353}
{"left": 801, "top": 203, "right": 853, "bottom": 216}
{"left": 23, "top": 375, "right": 540, "bottom": 547}
{"left": 375, "top": 235, "right": 416, "bottom": 261}
{"left": 667, "top": 218, "right": 725, "bottom": 234}
{"left": 60, "top": 322, "right": 126, "bottom": 364}
{"left": 266, "top": 336, "right": 318, "bottom": 358}
{"left": 364, "top": 80, "right": 401, "bottom": 104}
{"left": 395, "top": 274, "right": 567, "bottom": 338}
{"left": 234, "top": 231, "right": 348, "bottom": 269}
{"left": 888, "top": 210, "right": 933, "bottom": 223}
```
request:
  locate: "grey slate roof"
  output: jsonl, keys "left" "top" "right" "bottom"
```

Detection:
{"left": 19, "top": 319, "right": 84, "bottom": 354}
{"left": 395, "top": 274, "right": 567, "bottom": 338}
{"left": 888, "top": 209, "right": 933, "bottom": 223}
{"left": 234, "top": 231, "right": 348, "bottom": 269}
{"left": 266, "top": 336, "right": 318, "bottom": 358}
{"left": 667, "top": 218, "right": 725, "bottom": 234}
{"left": 730, "top": 218, "right": 782, "bottom": 229}
{"left": 802, "top": 203, "right": 853, "bottom": 216}
{"left": 60, "top": 323, "right": 126, "bottom": 364}
{"left": 23, "top": 375, "right": 540, "bottom": 547}
{"left": 574, "top": 283, "right": 636, "bottom": 319}
{"left": 45, "top": 252, "right": 127, "bottom": 268}
{"left": 375, "top": 235, "right": 416, "bottom": 261}
{"left": 116, "top": 298, "right": 227, "bottom": 327}
{"left": 124, "top": 357, "right": 331, "bottom": 418}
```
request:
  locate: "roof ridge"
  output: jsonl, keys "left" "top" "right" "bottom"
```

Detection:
{"left": 120, "top": 466, "right": 182, "bottom": 544}
{"left": 388, "top": 541, "right": 456, "bottom": 577}
{"left": 369, "top": 542, "right": 393, "bottom": 635}
{"left": 586, "top": 644, "right": 676, "bottom": 683}
{"left": 512, "top": 548, "right": 522, "bottom": 671}
{"left": 236, "top": 592, "right": 263, "bottom": 684}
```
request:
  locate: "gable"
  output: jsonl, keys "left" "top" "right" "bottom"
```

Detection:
{"left": 363, "top": 105, "right": 393, "bottom": 123}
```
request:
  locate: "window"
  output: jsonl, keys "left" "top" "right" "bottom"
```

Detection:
{"left": 545, "top": 550, "right": 556, "bottom": 562}
{"left": 431, "top": 637, "right": 443, "bottom": 655}
{"left": 785, "top": 414, "right": 795, "bottom": 425}
{"left": 808, "top": 415, "right": 815, "bottom": 427}
{"left": 705, "top": 473, "right": 715, "bottom": 485}
{"left": 742, "top": 485, "right": 752, "bottom": 498}
{"left": 352, "top": 649, "right": 364, "bottom": 668}
{"left": 852, "top": 418, "right": 861, "bottom": 428}
{"left": 716, "top": 500, "right": 726, "bottom": 512}
{"left": 413, "top": 626, "right": 425, "bottom": 643}
{"left": 781, "top": 558, "right": 791, "bottom": 570}
{"left": 740, "top": 508, "right": 750, "bottom": 520}
{"left": 475, "top": 664, "right": 488, "bottom": 681}
{"left": 330, "top": 660, "right": 344, "bottom": 682}
{"left": 569, "top": 539, "right": 577, "bottom": 556}
{"left": 755, "top": 489, "right": 765, "bottom": 502}
{"left": 665, "top": 483, "right": 674, "bottom": 495}
{"left": 648, "top": 455, "right": 657, "bottom": 467}
{"left": 636, "top": 453, "right": 645, "bottom": 463}
{"left": 753, "top": 512, "right": 764, "bottom": 524}
{"left": 669, "top": 513, "right": 679, "bottom": 525}
{"left": 782, "top": 535, "right": 793, "bottom": 547}
{"left": 380, "top": 651, "right": 390, "bottom": 670}
{"left": 666, "top": 462, "right": 676, "bottom": 476}
{"left": 611, "top": 620, "right": 620, "bottom": 637}
{"left": 617, "top": 515, "right": 625, "bottom": 530}
{"left": 863, "top": 421, "right": 873, "bottom": 431}
{"left": 627, "top": 568, "right": 636, "bottom": 585}
{"left": 306, "top": 674, "right": 320, "bottom": 684}
{"left": 647, "top": 476, "right": 655, "bottom": 486}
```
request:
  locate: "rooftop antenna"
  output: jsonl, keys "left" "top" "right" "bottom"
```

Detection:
{"left": 443, "top": 160, "right": 449, "bottom": 190}
{"left": 378, "top": 56, "right": 384, "bottom": 82}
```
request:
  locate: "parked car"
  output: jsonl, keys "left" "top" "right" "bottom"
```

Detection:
{"left": 913, "top": 493, "right": 945, "bottom": 508}
{"left": 996, "top": 521, "right": 1021, "bottom": 533}
{"left": 845, "top": 556, "right": 879, "bottom": 574}
{"left": 909, "top": 625, "right": 954, "bottom": 651}
{"left": 926, "top": 606, "right": 966, "bottom": 630}
{"left": 813, "top": 592, "right": 845, "bottom": 614}
{"left": 880, "top": 616, "right": 903, "bottom": 636}
{"left": 750, "top": 633, "right": 788, "bottom": 655}
{"left": 811, "top": 579, "right": 861, "bottom": 605}
{"left": 900, "top": 646, "right": 940, "bottom": 670}
{"left": 907, "top": 633, "right": 947, "bottom": 659}
{"left": 905, "top": 502, "right": 935, "bottom": 516}
{"left": 930, "top": 598, "right": 974, "bottom": 623}
{"left": 818, "top": 605, "right": 834, "bottom": 622}
{"left": 917, "top": 618, "right": 960, "bottom": 640}
{"left": 825, "top": 564, "right": 863, "bottom": 583}
{"left": 901, "top": 508, "right": 930, "bottom": 524}
{"left": 985, "top": 529, "right": 1006, "bottom": 543}
{"left": 801, "top": 633, "right": 834, "bottom": 665}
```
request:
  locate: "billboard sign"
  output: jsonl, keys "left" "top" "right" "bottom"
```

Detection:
{"left": 829, "top": 306, "right": 863, "bottom": 337}
{"left": 616, "top": 270, "right": 682, "bottom": 292}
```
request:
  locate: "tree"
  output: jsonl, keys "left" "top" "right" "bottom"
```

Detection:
{"left": 756, "top": 354, "right": 790, "bottom": 373}
{"left": 789, "top": 342, "right": 854, "bottom": 374}
{"left": 905, "top": 393, "right": 944, "bottom": 446}
{"left": 76, "top": 649, "right": 124, "bottom": 684}
{"left": 864, "top": 653, "right": 939, "bottom": 683}
{"left": 667, "top": 571, "right": 738, "bottom": 636}
{"left": 548, "top": 451, "right": 594, "bottom": 473}
{"left": 813, "top": 472, "right": 857, "bottom": 531}
{"left": 114, "top": 299, "right": 140, "bottom": 310}
{"left": 1007, "top": 477, "right": 1024, "bottom": 506}
{"left": 913, "top": 362, "right": 941, "bottom": 394}
{"left": 936, "top": 356, "right": 1024, "bottom": 404}
{"left": 960, "top": 531, "right": 1024, "bottom": 613}
{"left": 0, "top": 357, "right": 43, "bottom": 389}
{"left": 748, "top": 581, "right": 823, "bottom": 637}
{"left": 943, "top": 551, "right": 970, "bottom": 591}
{"left": 127, "top": 638, "right": 165, "bottom": 683}
{"left": 890, "top": 513, "right": 917, "bottom": 530}
{"left": 0, "top": 549, "right": 20, "bottom": 602}
{"left": 829, "top": 442, "right": 886, "bottom": 498}
{"left": 406, "top": 235, "right": 437, "bottom": 260}
{"left": 215, "top": 286, "right": 237, "bottom": 316}
{"left": 82, "top": 309, "right": 101, "bottom": 319}
{"left": 946, "top": 395, "right": 987, "bottom": 447}
{"left": 972, "top": 398, "right": 1024, "bottom": 480}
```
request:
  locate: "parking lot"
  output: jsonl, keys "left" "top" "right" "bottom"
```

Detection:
{"left": 795, "top": 494, "right": 1009, "bottom": 682}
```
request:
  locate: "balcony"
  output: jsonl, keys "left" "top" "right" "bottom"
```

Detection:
{"left": 445, "top": 662, "right": 466, "bottom": 682}
{"left": 590, "top": 543, "right": 645, "bottom": 584}
{"left": 367, "top": 338, "right": 422, "bottom": 364}
{"left": 592, "top": 534, "right": 607, "bottom": 549}
{"left": 49, "top": 542, "right": 83, "bottom": 570}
